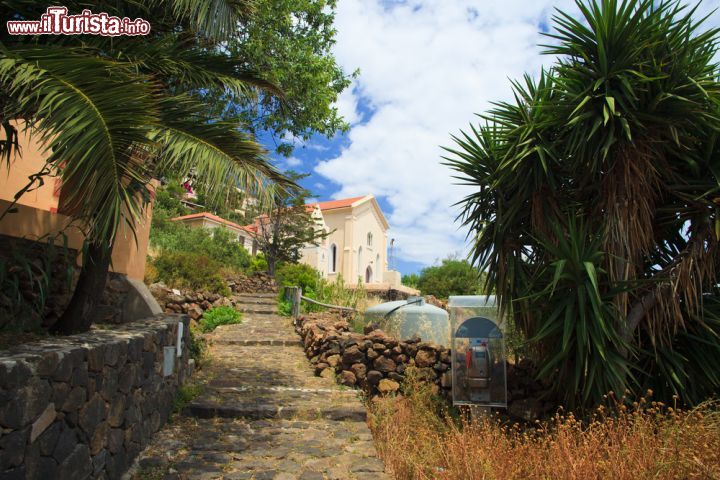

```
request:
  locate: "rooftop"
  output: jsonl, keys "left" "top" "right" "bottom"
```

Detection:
{"left": 171, "top": 212, "right": 253, "bottom": 233}
{"left": 307, "top": 195, "right": 369, "bottom": 211}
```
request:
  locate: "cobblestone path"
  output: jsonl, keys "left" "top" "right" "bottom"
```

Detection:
{"left": 130, "top": 294, "right": 388, "bottom": 480}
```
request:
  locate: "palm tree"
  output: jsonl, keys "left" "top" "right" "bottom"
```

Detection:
{"left": 0, "top": 0, "right": 291, "bottom": 333}
{"left": 446, "top": 0, "right": 720, "bottom": 407}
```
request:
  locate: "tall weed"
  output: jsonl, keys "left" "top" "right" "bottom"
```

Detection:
{"left": 369, "top": 379, "right": 720, "bottom": 480}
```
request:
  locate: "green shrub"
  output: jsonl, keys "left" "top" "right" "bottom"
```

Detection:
{"left": 187, "top": 326, "right": 208, "bottom": 365}
{"left": 199, "top": 306, "right": 242, "bottom": 332}
{"left": 401, "top": 273, "right": 420, "bottom": 289}
{"left": 172, "top": 383, "right": 203, "bottom": 414}
{"left": 152, "top": 184, "right": 188, "bottom": 229}
{"left": 151, "top": 224, "right": 251, "bottom": 273}
{"left": 248, "top": 253, "right": 268, "bottom": 273}
{"left": 277, "top": 298, "right": 292, "bottom": 317}
{"left": 313, "top": 275, "right": 366, "bottom": 310}
{"left": 275, "top": 263, "right": 321, "bottom": 294}
{"left": 274, "top": 264, "right": 367, "bottom": 316}
{"left": 415, "top": 257, "right": 488, "bottom": 299}
{"left": 150, "top": 251, "right": 229, "bottom": 295}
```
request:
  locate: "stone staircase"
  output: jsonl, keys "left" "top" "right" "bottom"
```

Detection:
{"left": 131, "top": 293, "right": 388, "bottom": 479}
{"left": 233, "top": 294, "right": 280, "bottom": 316}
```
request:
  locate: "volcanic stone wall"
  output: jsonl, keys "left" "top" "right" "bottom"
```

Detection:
{"left": 0, "top": 315, "right": 190, "bottom": 479}
{"left": 295, "top": 313, "right": 557, "bottom": 420}
{"left": 295, "top": 314, "right": 453, "bottom": 397}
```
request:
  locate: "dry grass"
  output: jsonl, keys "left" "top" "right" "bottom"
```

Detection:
{"left": 368, "top": 372, "right": 720, "bottom": 480}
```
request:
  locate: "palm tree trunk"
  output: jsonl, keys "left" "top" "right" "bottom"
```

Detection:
{"left": 53, "top": 240, "right": 111, "bottom": 334}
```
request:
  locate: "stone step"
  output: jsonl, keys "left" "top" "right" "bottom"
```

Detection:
{"left": 132, "top": 416, "right": 388, "bottom": 479}
{"left": 233, "top": 292, "right": 278, "bottom": 300}
{"left": 233, "top": 297, "right": 278, "bottom": 306}
{"left": 213, "top": 338, "right": 301, "bottom": 346}
{"left": 184, "top": 390, "right": 366, "bottom": 421}
{"left": 235, "top": 304, "right": 278, "bottom": 314}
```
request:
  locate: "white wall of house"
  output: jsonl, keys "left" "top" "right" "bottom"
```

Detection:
{"left": 299, "top": 206, "right": 329, "bottom": 276}
{"left": 308, "top": 196, "right": 389, "bottom": 285}
{"left": 349, "top": 201, "right": 387, "bottom": 284}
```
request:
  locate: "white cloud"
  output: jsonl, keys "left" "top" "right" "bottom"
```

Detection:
{"left": 315, "top": 0, "right": 720, "bottom": 266}
{"left": 333, "top": 86, "right": 362, "bottom": 126}
{"left": 285, "top": 156, "right": 302, "bottom": 167}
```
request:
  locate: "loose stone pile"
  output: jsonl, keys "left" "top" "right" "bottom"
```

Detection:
{"left": 149, "top": 273, "right": 279, "bottom": 321}
{"left": 149, "top": 284, "right": 226, "bottom": 320}
{"left": 295, "top": 314, "right": 453, "bottom": 397}
{"left": 296, "top": 312, "right": 557, "bottom": 421}
{"left": 226, "top": 272, "right": 278, "bottom": 295}
{"left": 0, "top": 315, "right": 190, "bottom": 479}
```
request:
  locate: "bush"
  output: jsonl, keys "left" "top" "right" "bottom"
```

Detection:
{"left": 275, "top": 263, "right": 321, "bottom": 294}
{"left": 277, "top": 298, "right": 292, "bottom": 317}
{"left": 187, "top": 326, "right": 208, "bottom": 365}
{"left": 199, "top": 306, "right": 242, "bottom": 333}
{"left": 151, "top": 224, "right": 251, "bottom": 273}
{"left": 313, "top": 274, "right": 366, "bottom": 311}
{"left": 248, "top": 253, "right": 268, "bottom": 274}
{"left": 274, "top": 263, "right": 368, "bottom": 318}
{"left": 150, "top": 251, "right": 229, "bottom": 295}
{"left": 149, "top": 185, "right": 252, "bottom": 278}
{"left": 401, "top": 273, "right": 420, "bottom": 289}
{"left": 415, "top": 257, "right": 487, "bottom": 299}
{"left": 152, "top": 184, "right": 188, "bottom": 228}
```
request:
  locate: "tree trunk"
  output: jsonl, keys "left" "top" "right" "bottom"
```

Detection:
{"left": 267, "top": 253, "right": 276, "bottom": 277}
{"left": 53, "top": 240, "right": 112, "bottom": 334}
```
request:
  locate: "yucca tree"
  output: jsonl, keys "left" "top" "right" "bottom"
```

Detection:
{"left": 0, "top": 0, "right": 291, "bottom": 333}
{"left": 446, "top": 0, "right": 720, "bottom": 408}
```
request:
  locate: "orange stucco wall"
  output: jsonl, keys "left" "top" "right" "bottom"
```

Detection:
{"left": 0, "top": 122, "right": 60, "bottom": 212}
{"left": 0, "top": 121, "right": 153, "bottom": 280}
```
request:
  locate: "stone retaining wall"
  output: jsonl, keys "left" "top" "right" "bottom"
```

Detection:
{"left": 0, "top": 315, "right": 190, "bottom": 479}
{"left": 296, "top": 314, "right": 452, "bottom": 397}
{"left": 295, "top": 313, "right": 556, "bottom": 420}
{"left": 149, "top": 272, "right": 278, "bottom": 320}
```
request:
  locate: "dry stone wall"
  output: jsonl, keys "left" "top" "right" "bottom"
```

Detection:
{"left": 295, "top": 313, "right": 557, "bottom": 420}
{"left": 149, "top": 272, "right": 278, "bottom": 320}
{"left": 0, "top": 315, "right": 190, "bottom": 479}
{"left": 295, "top": 314, "right": 452, "bottom": 397}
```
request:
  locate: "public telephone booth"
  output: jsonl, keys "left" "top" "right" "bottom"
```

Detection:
{"left": 449, "top": 295, "right": 507, "bottom": 408}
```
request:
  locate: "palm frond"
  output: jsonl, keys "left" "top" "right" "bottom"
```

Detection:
{"left": 0, "top": 45, "right": 157, "bottom": 241}
{"left": 153, "top": 0, "right": 254, "bottom": 41}
{"left": 150, "top": 94, "right": 289, "bottom": 207}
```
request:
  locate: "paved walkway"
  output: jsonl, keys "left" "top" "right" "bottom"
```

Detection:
{"left": 130, "top": 294, "right": 387, "bottom": 480}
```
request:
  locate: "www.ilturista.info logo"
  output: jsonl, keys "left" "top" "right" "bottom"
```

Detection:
{"left": 7, "top": 6, "right": 151, "bottom": 36}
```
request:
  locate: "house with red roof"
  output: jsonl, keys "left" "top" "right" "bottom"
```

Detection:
{"left": 171, "top": 194, "right": 410, "bottom": 290}
{"left": 301, "top": 194, "right": 398, "bottom": 286}
{"left": 170, "top": 212, "right": 257, "bottom": 254}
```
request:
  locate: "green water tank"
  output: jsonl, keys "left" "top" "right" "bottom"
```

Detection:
{"left": 364, "top": 296, "right": 450, "bottom": 346}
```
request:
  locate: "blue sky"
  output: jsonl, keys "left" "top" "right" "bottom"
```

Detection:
{"left": 266, "top": 0, "right": 720, "bottom": 276}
